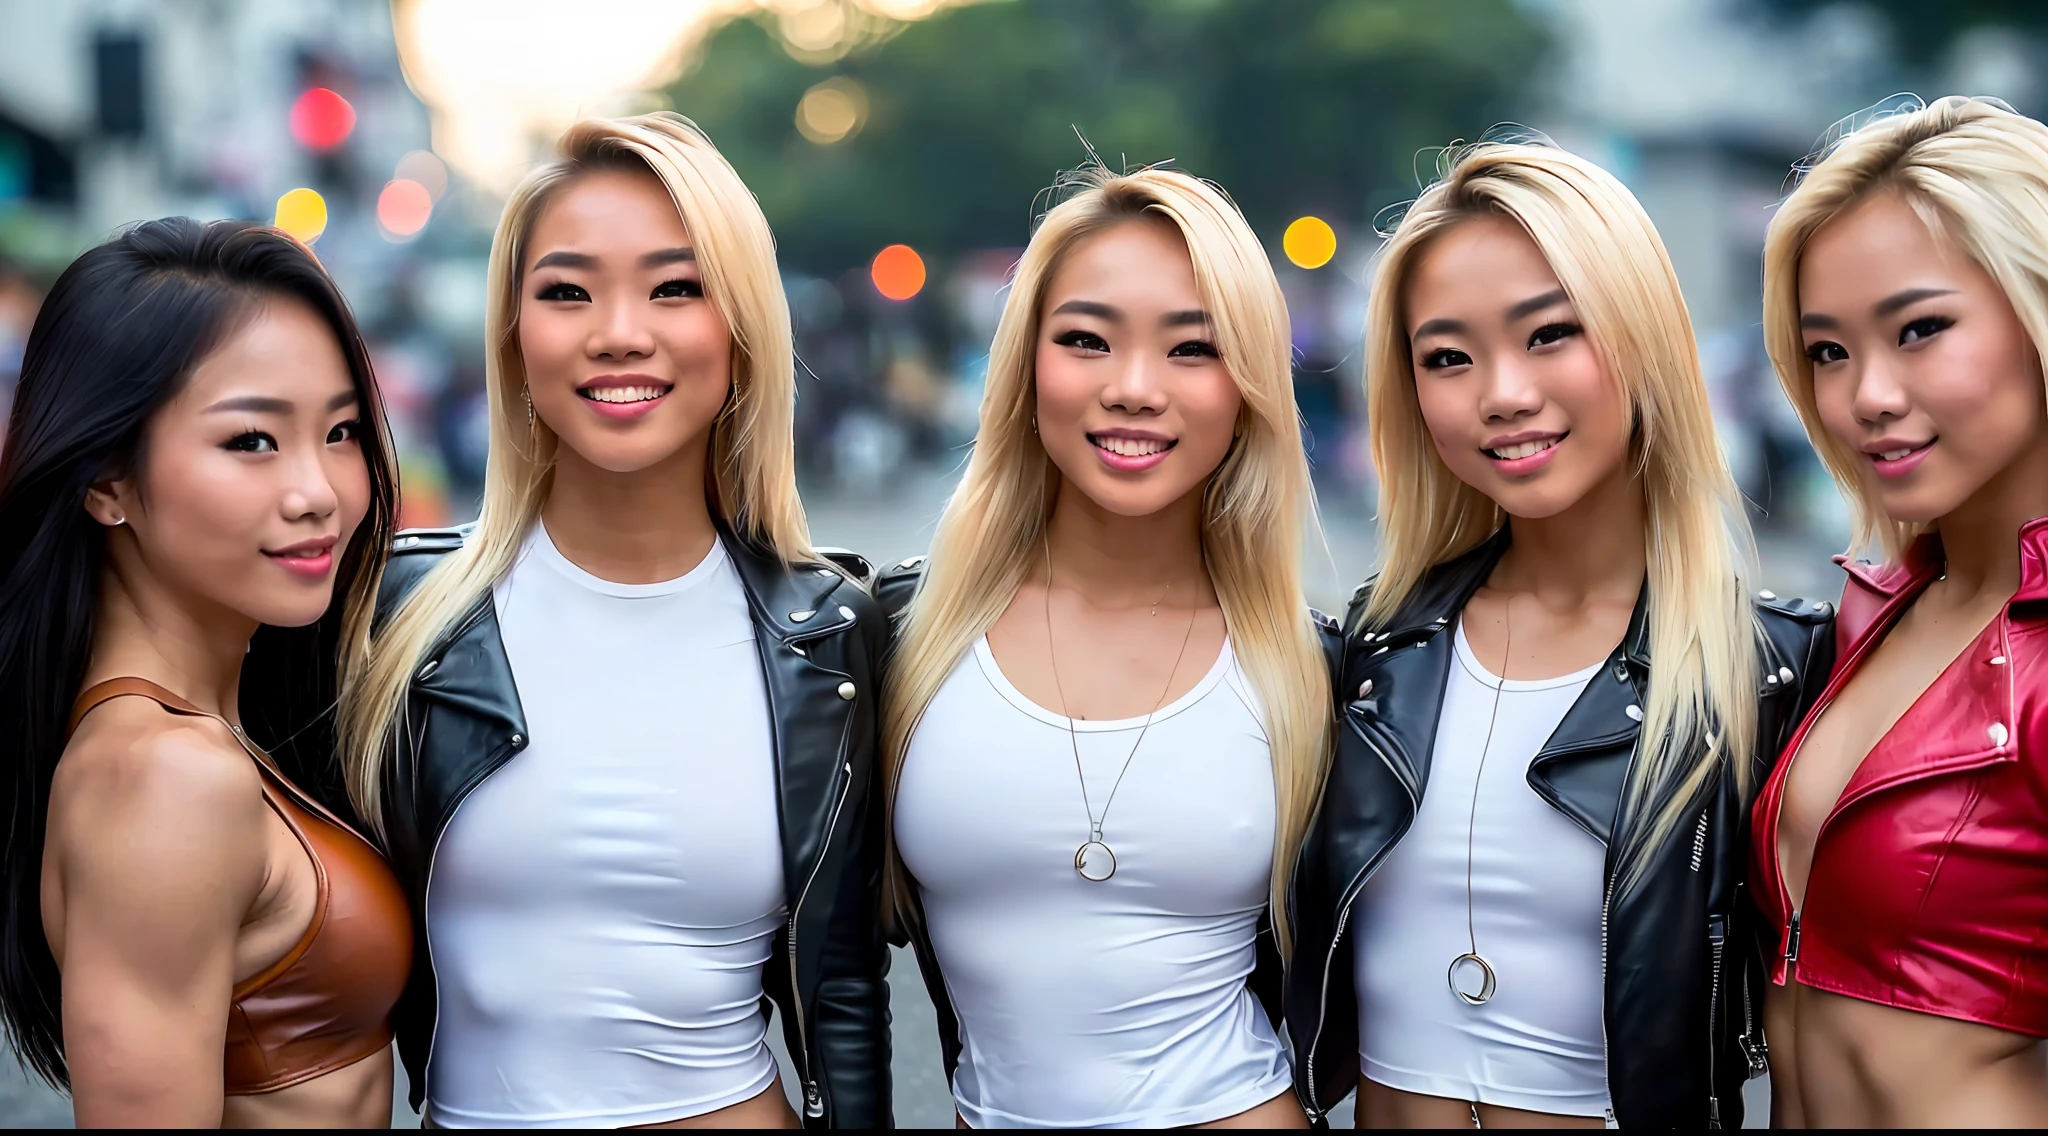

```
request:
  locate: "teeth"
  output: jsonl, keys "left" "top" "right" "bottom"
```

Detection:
{"left": 1488, "top": 438, "right": 1556, "bottom": 461}
{"left": 1095, "top": 435, "right": 1168, "bottom": 457}
{"left": 583, "top": 385, "right": 667, "bottom": 404}
{"left": 1879, "top": 447, "right": 1915, "bottom": 461}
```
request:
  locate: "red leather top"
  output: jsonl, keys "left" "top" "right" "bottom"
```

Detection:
{"left": 1751, "top": 517, "right": 2048, "bottom": 1036}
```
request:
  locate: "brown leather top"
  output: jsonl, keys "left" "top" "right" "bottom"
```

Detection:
{"left": 68, "top": 678, "right": 413, "bottom": 1095}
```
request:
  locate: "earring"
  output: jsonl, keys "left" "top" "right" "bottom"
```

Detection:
{"left": 110, "top": 516, "right": 126, "bottom": 526}
{"left": 524, "top": 386, "right": 534, "bottom": 430}
{"left": 1030, "top": 414, "right": 1038, "bottom": 435}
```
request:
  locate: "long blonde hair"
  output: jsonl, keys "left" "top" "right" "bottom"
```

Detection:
{"left": 341, "top": 113, "right": 815, "bottom": 836}
{"left": 1764, "top": 95, "right": 2048, "bottom": 561}
{"left": 1363, "top": 142, "right": 1760, "bottom": 896}
{"left": 881, "top": 167, "right": 1330, "bottom": 953}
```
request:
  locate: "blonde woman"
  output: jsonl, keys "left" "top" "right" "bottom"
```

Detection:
{"left": 1752, "top": 96, "right": 2048, "bottom": 1127}
{"left": 1285, "top": 141, "right": 1832, "bottom": 1129}
{"left": 875, "top": 166, "right": 1330, "bottom": 1129}
{"left": 339, "top": 114, "right": 888, "bottom": 1129}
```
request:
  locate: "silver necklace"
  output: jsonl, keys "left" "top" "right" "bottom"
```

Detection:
{"left": 1450, "top": 599, "right": 1511, "bottom": 1006}
{"left": 1041, "top": 539, "right": 1198, "bottom": 882}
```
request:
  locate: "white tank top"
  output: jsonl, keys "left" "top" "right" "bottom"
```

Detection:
{"left": 425, "top": 527, "right": 785, "bottom": 1128}
{"left": 1354, "top": 620, "right": 1612, "bottom": 1117}
{"left": 894, "top": 637, "right": 1292, "bottom": 1129}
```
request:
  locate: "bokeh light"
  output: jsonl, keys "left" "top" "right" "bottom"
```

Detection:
{"left": 273, "top": 188, "right": 329, "bottom": 243}
{"left": 871, "top": 244, "right": 926, "bottom": 301}
{"left": 378, "top": 179, "right": 434, "bottom": 240}
{"left": 1283, "top": 216, "right": 1337, "bottom": 269}
{"left": 289, "top": 87, "right": 356, "bottom": 151}
{"left": 796, "top": 78, "right": 869, "bottom": 145}
{"left": 394, "top": 149, "right": 450, "bottom": 200}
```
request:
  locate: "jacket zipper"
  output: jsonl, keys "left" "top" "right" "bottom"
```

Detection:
{"left": 1706, "top": 914, "right": 1726, "bottom": 1129}
{"left": 786, "top": 711, "right": 854, "bottom": 1123}
{"left": 1740, "top": 962, "right": 1767, "bottom": 1077}
{"left": 1597, "top": 872, "right": 1615, "bottom": 1118}
{"left": 1301, "top": 722, "right": 1417, "bottom": 1124}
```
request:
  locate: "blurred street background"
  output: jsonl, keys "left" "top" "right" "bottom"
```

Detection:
{"left": 2, "top": 0, "right": 2045, "bottom": 1127}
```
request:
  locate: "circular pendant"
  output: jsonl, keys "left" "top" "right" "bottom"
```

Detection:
{"left": 1448, "top": 952, "right": 1497, "bottom": 1005}
{"left": 1075, "top": 840, "right": 1117, "bottom": 881}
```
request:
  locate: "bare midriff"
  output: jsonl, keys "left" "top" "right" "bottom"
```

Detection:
{"left": 1356, "top": 1078, "right": 1602, "bottom": 1129}
{"left": 1766, "top": 984, "right": 2048, "bottom": 1126}
{"left": 221, "top": 1047, "right": 394, "bottom": 1129}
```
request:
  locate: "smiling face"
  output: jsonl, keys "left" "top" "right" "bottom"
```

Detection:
{"left": 518, "top": 165, "right": 733, "bottom": 476}
{"left": 1033, "top": 218, "right": 1244, "bottom": 518}
{"left": 1797, "top": 192, "right": 2047, "bottom": 527}
{"left": 1403, "top": 214, "right": 1633, "bottom": 520}
{"left": 83, "top": 297, "right": 370, "bottom": 629}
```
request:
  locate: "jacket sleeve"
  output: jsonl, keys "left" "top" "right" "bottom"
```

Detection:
{"left": 811, "top": 766, "right": 892, "bottom": 1128}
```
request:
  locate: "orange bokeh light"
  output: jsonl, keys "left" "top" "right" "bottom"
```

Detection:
{"left": 377, "top": 179, "right": 434, "bottom": 238}
{"left": 871, "top": 244, "right": 926, "bottom": 301}
{"left": 290, "top": 87, "right": 356, "bottom": 151}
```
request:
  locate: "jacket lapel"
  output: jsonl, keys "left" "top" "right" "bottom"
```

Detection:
{"left": 1526, "top": 585, "right": 1649, "bottom": 846}
{"left": 720, "top": 525, "right": 859, "bottom": 904}
{"left": 1348, "top": 532, "right": 1510, "bottom": 806}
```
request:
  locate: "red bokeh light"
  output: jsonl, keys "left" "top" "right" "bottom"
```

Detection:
{"left": 871, "top": 244, "right": 926, "bottom": 301}
{"left": 377, "top": 179, "right": 433, "bottom": 238}
{"left": 290, "top": 88, "right": 356, "bottom": 151}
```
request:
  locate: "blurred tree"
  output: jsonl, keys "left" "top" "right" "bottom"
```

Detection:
{"left": 1761, "top": 0, "right": 2048, "bottom": 60}
{"left": 664, "top": 0, "right": 1548, "bottom": 274}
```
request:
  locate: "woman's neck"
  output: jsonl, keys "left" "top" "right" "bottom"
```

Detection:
{"left": 1931, "top": 434, "right": 2048, "bottom": 602}
{"left": 89, "top": 549, "right": 254, "bottom": 720}
{"left": 541, "top": 437, "right": 718, "bottom": 585}
{"left": 1491, "top": 464, "right": 1649, "bottom": 609}
{"left": 1041, "top": 477, "right": 1214, "bottom": 608}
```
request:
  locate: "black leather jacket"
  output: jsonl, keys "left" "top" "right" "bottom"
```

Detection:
{"left": 1287, "top": 531, "right": 1833, "bottom": 1129}
{"left": 373, "top": 524, "right": 892, "bottom": 1128}
{"left": 873, "top": 557, "right": 1313, "bottom": 1088}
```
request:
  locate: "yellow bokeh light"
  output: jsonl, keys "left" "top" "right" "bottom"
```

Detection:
{"left": 1283, "top": 215, "right": 1337, "bottom": 269}
{"left": 273, "top": 188, "right": 329, "bottom": 244}
{"left": 796, "top": 77, "right": 869, "bottom": 145}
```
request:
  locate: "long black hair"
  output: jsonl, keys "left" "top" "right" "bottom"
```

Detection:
{"left": 0, "top": 218, "right": 398, "bottom": 1088}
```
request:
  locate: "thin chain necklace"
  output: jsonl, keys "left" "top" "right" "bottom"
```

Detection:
{"left": 1041, "top": 538, "right": 1199, "bottom": 882}
{"left": 1450, "top": 597, "right": 1511, "bottom": 1005}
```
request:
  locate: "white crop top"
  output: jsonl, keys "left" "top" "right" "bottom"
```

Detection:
{"left": 1353, "top": 620, "right": 1611, "bottom": 1117}
{"left": 425, "top": 527, "right": 786, "bottom": 1128}
{"left": 894, "top": 637, "right": 1292, "bottom": 1129}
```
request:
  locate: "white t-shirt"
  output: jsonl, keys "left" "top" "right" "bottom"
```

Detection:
{"left": 894, "top": 637, "right": 1292, "bottom": 1130}
{"left": 425, "top": 526, "right": 786, "bottom": 1129}
{"left": 1354, "top": 620, "right": 1612, "bottom": 1117}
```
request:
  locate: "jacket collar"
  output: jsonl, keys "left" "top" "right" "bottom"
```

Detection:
{"left": 1365, "top": 525, "right": 1654, "bottom": 669}
{"left": 717, "top": 519, "right": 859, "bottom": 641}
{"left": 1842, "top": 515, "right": 2048, "bottom": 614}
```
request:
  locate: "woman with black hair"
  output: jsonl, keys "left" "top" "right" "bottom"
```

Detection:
{"left": 0, "top": 218, "right": 410, "bottom": 1127}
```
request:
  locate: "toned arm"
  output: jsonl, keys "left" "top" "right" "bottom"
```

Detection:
{"left": 43, "top": 712, "right": 271, "bottom": 1128}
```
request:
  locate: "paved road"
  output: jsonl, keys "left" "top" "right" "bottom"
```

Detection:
{"left": 2, "top": 472, "right": 1825, "bottom": 1128}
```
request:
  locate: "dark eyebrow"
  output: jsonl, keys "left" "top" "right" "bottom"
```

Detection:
{"left": 640, "top": 247, "right": 696, "bottom": 268}
{"left": 1507, "top": 288, "right": 1571, "bottom": 322}
{"left": 1874, "top": 287, "right": 1958, "bottom": 318}
{"left": 203, "top": 395, "right": 292, "bottom": 415}
{"left": 1162, "top": 309, "right": 1210, "bottom": 328}
{"left": 1051, "top": 300, "right": 1121, "bottom": 322}
{"left": 530, "top": 250, "right": 596, "bottom": 271}
{"left": 1412, "top": 317, "right": 1467, "bottom": 339}
{"left": 1800, "top": 312, "right": 1840, "bottom": 331}
{"left": 203, "top": 392, "right": 357, "bottom": 415}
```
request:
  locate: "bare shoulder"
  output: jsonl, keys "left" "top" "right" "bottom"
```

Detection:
{"left": 50, "top": 700, "right": 269, "bottom": 883}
